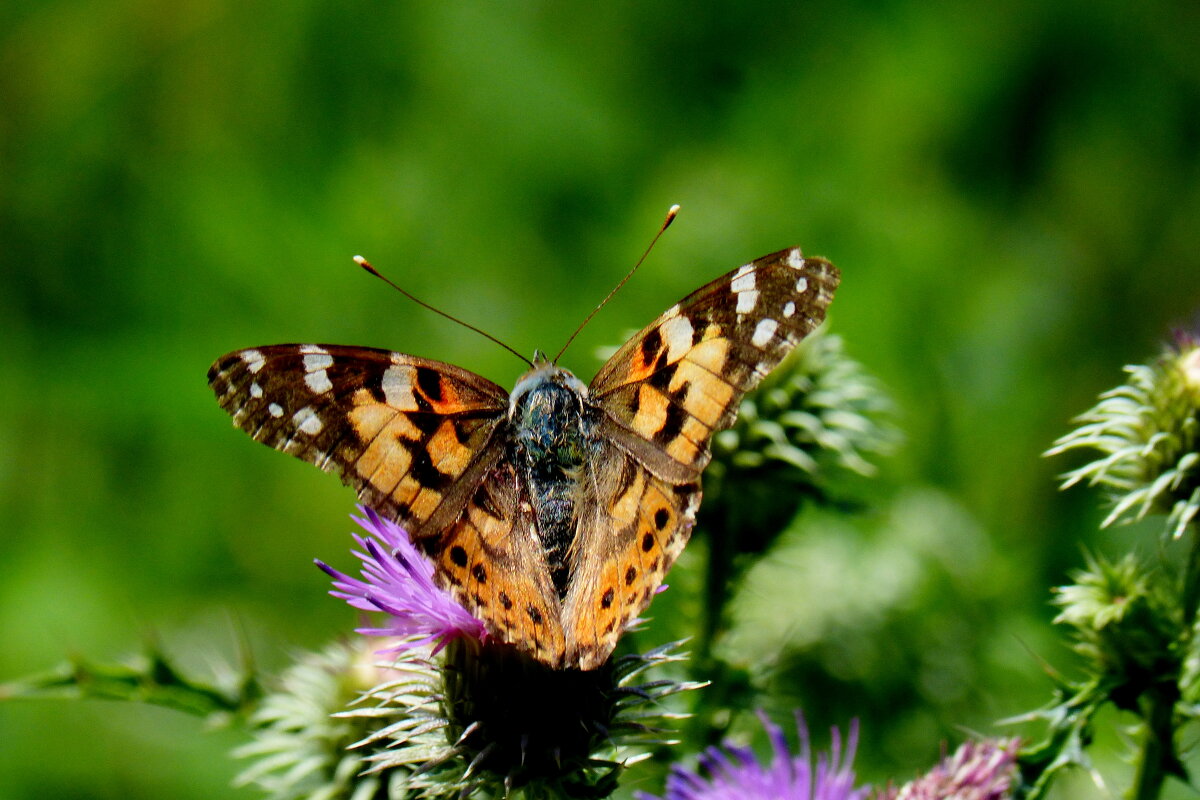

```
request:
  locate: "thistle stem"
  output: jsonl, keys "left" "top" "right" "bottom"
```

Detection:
{"left": 1180, "top": 522, "right": 1200, "bottom": 631}
{"left": 1130, "top": 522, "right": 1197, "bottom": 800}
{"left": 1130, "top": 685, "right": 1176, "bottom": 800}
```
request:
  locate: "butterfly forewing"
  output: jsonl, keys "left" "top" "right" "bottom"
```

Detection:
{"left": 207, "top": 344, "right": 509, "bottom": 535}
{"left": 590, "top": 247, "right": 840, "bottom": 474}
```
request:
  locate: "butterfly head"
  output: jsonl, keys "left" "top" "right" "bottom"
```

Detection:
{"left": 510, "top": 361, "right": 589, "bottom": 421}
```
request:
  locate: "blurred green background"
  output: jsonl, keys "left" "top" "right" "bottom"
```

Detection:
{"left": 3, "top": 0, "right": 1200, "bottom": 797}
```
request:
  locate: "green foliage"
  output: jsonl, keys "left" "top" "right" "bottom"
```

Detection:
{"left": 1049, "top": 345, "right": 1200, "bottom": 539}
{"left": 1019, "top": 341, "right": 1200, "bottom": 800}
{"left": 0, "top": 639, "right": 258, "bottom": 721}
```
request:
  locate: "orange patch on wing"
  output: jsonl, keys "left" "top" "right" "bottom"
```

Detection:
{"left": 685, "top": 336, "right": 730, "bottom": 375}
{"left": 670, "top": 361, "right": 734, "bottom": 427}
{"left": 609, "top": 468, "right": 646, "bottom": 527}
{"left": 681, "top": 415, "right": 710, "bottom": 445}
{"left": 472, "top": 504, "right": 516, "bottom": 548}
{"left": 666, "top": 435, "right": 700, "bottom": 464}
{"left": 390, "top": 474, "right": 424, "bottom": 507}
{"left": 632, "top": 384, "right": 670, "bottom": 439}
{"left": 409, "top": 486, "right": 444, "bottom": 520}
{"left": 428, "top": 419, "right": 473, "bottom": 477}
{"left": 356, "top": 435, "right": 412, "bottom": 492}
{"left": 624, "top": 351, "right": 658, "bottom": 383}
{"left": 418, "top": 375, "right": 464, "bottom": 414}
{"left": 349, "top": 400, "right": 410, "bottom": 442}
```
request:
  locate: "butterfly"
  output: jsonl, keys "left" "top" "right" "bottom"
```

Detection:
{"left": 208, "top": 246, "right": 839, "bottom": 670}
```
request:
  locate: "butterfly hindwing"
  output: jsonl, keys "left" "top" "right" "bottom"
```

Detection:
{"left": 562, "top": 444, "right": 701, "bottom": 669}
{"left": 207, "top": 344, "right": 509, "bottom": 537}
{"left": 436, "top": 459, "right": 567, "bottom": 666}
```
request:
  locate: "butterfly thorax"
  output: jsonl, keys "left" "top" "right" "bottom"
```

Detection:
{"left": 509, "top": 364, "right": 601, "bottom": 598}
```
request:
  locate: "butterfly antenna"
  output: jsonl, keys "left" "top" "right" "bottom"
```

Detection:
{"left": 354, "top": 255, "right": 533, "bottom": 368}
{"left": 552, "top": 204, "right": 680, "bottom": 364}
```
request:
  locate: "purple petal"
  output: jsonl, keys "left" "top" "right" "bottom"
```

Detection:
{"left": 881, "top": 738, "right": 1019, "bottom": 800}
{"left": 638, "top": 711, "right": 870, "bottom": 800}
{"left": 318, "top": 506, "right": 487, "bottom": 654}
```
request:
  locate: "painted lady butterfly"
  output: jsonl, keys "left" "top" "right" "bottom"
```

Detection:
{"left": 209, "top": 246, "right": 839, "bottom": 670}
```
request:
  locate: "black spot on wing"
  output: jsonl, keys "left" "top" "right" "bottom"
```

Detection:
{"left": 400, "top": 438, "right": 455, "bottom": 490}
{"left": 362, "top": 369, "right": 387, "bottom": 404}
{"left": 410, "top": 413, "right": 443, "bottom": 435}
{"left": 640, "top": 326, "right": 664, "bottom": 366}
{"left": 415, "top": 366, "right": 444, "bottom": 403}
{"left": 648, "top": 363, "right": 674, "bottom": 393}
{"left": 653, "top": 401, "right": 687, "bottom": 446}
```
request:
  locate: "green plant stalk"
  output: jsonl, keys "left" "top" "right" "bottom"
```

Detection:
{"left": 1129, "top": 522, "right": 1197, "bottom": 800}
{"left": 1129, "top": 682, "right": 1178, "bottom": 800}
{"left": 1180, "top": 522, "right": 1200, "bottom": 632}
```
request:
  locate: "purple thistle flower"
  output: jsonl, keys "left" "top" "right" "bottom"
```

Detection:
{"left": 316, "top": 506, "right": 487, "bottom": 655}
{"left": 877, "top": 738, "right": 1019, "bottom": 800}
{"left": 638, "top": 711, "right": 869, "bottom": 800}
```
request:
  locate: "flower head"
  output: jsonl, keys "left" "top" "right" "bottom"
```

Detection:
{"left": 234, "top": 640, "right": 404, "bottom": 800}
{"left": 1048, "top": 337, "right": 1200, "bottom": 539}
{"left": 877, "top": 738, "right": 1020, "bottom": 800}
{"left": 1052, "top": 553, "right": 1180, "bottom": 706}
{"left": 638, "top": 711, "right": 868, "bottom": 800}
{"left": 340, "top": 638, "right": 702, "bottom": 798}
{"left": 316, "top": 506, "right": 487, "bottom": 654}
{"left": 316, "top": 506, "right": 701, "bottom": 797}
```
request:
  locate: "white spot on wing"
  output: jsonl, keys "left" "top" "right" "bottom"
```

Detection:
{"left": 787, "top": 249, "right": 805, "bottom": 269}
{"left": 795, "top": 276, "right": 808, "bottom": 293}
{"left": 292, "top": 406, "right": 323, "bottom": 435}
{"left": 305, "top": 369, "right": 333, "bottom": 394}
{"left": 241, "top": 349, "right": 265, "bottom": 374}
{"left": 299, "top": 344, "right": 329, "bottom": 355}
{"left": 783, "top": 301, "right": 796, "bottom": 318}
{"left": 736, "top": 290, "right": 759, "bottom": 314}
{"left": 660, "top": 315, "right": 694, "bottom": 361}
{"left": 250, "top": 382, "right": 263, "bottom": 398}
{"left": 381, "top": 365, "right": 414, "bottom": 407}
{"left": 268, "top": 403, "right": 284, "bottom": 418}
{"left": 751, "top": 318, "right": 778, "bottom": 348}
{"left": 304, "top": 353, "right": 334, "bottom": 372}
{"left": 730, "top": 264, "right": 756, "bottom": 293}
